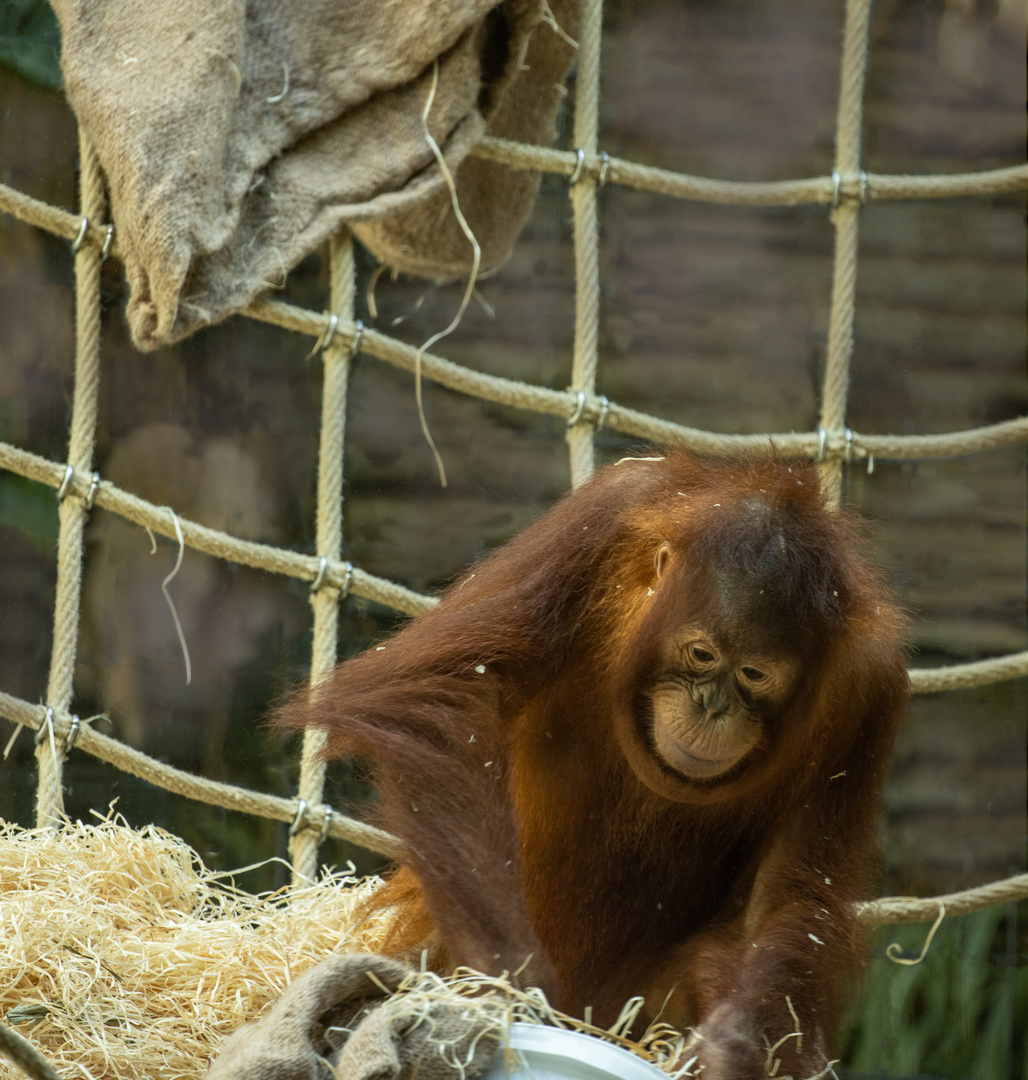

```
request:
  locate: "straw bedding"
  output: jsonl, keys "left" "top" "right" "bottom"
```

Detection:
{"left": 0, "top": 816, "right": 696, "bottom": 1079}
{"left": 0, "top": 815, "right": 393, "bottom": 1079}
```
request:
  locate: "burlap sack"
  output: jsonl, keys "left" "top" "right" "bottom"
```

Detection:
{"left": 51, "top": 0, "right": 578, "bottom": 351}
{"left": 207, "top": 953, "right": 501, "bottom": 1080}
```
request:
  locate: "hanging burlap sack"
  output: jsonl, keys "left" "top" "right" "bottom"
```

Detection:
{"left": 206, "top": 953, "right": 501, "bottom": 1080}
{"left": 51, "top": 0, "right": 578, "bottom": 351}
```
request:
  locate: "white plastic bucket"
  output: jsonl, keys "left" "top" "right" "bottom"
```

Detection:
{"left": 483, "top": 1022, "right": 667, "bottom": 1079}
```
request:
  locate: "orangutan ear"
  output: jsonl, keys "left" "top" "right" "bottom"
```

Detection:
{"left": 654, "top": 543, "right": 671, "bottom": 579}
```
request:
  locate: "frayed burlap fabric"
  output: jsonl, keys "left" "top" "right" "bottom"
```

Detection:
{"left": 52, "top": 0, "right": 578, "bottom": 351}
{"left": 207, "top": 954, "right": 500, "bottom": 1080}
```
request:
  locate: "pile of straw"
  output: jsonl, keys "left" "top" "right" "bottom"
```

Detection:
{"left": 0, "top": 814, "right": 392, "bottom": 1079}
{"left": 1, "top": 816, "right": 697, "bottom": 1080}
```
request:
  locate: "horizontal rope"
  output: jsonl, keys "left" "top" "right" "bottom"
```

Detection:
{"left": 3, "top": 163, "right": 1024, "bottom": 267}
{"left": 0, "top": 440, "right": 434, "bottom": 618}
{"left": 2, "top": 689, "right": 1021, "bottom": 925}
{"left": 0, "top": 184, "right": 1023, "bottom": 464}
{"left": 471, "top": 138, "right": 1028, "bottom": 205}
{"left": 1, "top": 437, "right": 1024, "bottom": 690}
{"left": 857, "top": 873, "right": 1028, "bottom": 926}
{"left": 0, "top": 691, "right": 407, "bottom": 861}
{"left": 0, "top": 180, "right": 119, "bottom": 258}
{"left": 909, "top": 652, "right": 1028, "bottom": 693}
{"left": 247, "top": 301, "right": 1027, "bottom": 462}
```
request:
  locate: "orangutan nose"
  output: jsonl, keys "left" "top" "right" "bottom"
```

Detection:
{"left": 698, "top": 680, "right": 730, "bottom": 716}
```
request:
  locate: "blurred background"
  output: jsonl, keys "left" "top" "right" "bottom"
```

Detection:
{"left": 0, "top": 0, "right": 1024, "bottom": 1075}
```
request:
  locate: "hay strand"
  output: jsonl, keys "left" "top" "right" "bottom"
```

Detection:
{"left": 0, "top": 815, "right": 391, "bottom": 1079}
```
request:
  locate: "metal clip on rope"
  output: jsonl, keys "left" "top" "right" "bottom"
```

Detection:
{"left": 568, "top": 391, "right": 611, "bottom": 431}
{"left": 56, "top": 464, "right": 75, "bottom": 502}
{"left": 349, "top": 319, "right": 365, "bottom": 359}
{"left": 307, "top": 313, "right": 339, "bottom": 359}
{"left": 339, "top": 561, "right": 354, "bottom": 598}
{"left": 318, "top": 806, "right": 333, "bottom": 844}
{"left": 289, "top": 798, "right": 309, "bottom": 837}
{"left": 567, "top": 390, "right": 587, "bottom": 427}
{"left": 830, "top": 171, "right": 870, "bottom": 208}
{"left": 85, "top": 472, "right": 101, "bottom": 511}
{"left": 65, "top": 715, "right": 82, "bottom": 752}
{"left": 34, "top": 707, "right": 56, "bottom": 747}
{"left": 310, "top": 557, "right": 354, "bottom": 597}
{"left": 310, "top": 556, "right": 329, "bottom": 594}
{"left": 568, "top": 148, "right": 586, "bottom": 187}
{"left": 289, "top": 798, "right": 334, "bottom": 842}
{"left": 71, "top": 217, "right": 89, "bottom": 254}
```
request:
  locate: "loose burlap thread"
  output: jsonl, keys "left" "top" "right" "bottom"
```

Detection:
{"left": 52, "top": 0, "right": 579, "bottom": 351}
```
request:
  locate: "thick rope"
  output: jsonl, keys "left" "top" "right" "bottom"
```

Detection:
{"left": 818, "top": 0, "right": 874, "bottom": 508}
{"left": 0, "top": 440, "right": 434, "bottom": 617}
{"left": 908, "top": 651, "right": 1028, "bottom": 693}
{"left": 290, "top": 232, "right": 355, "bottom": 883}
{"left": 566, "top": 0, "right": 603, "bottom": 488}
{"left": 36, "top": 132, "right": 106, "bottom": 828}
{"left": 2, "top": 439, "right": 1022, "bottom": 696}
{"left": 468, "top": 142, "right": 1028, "bottom": 205}
{"left": 6, "top": 689, "right": 1026, "bottom": 925}
{"left": 3, "top": 167, "right": 1025, "bottom": 241}
{"left": 857, "top": 873, "right": 1028, "bottom": 926}
{"left": 4, "top": 692, "right": 407, "bottom": 861}
{"left": 0, "top": 178, "right": 1023, "bottom": 462}
{"left": 245, "top": 302, "right": 1028, "bottom": 460}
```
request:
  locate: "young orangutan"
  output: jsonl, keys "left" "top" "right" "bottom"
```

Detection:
{"left": 279, "top": 452, "right": 908, "bottom": 1078}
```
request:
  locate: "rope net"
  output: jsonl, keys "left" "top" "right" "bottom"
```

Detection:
{"left": 0, "top": 0, "right": 1025, "bottom": 930}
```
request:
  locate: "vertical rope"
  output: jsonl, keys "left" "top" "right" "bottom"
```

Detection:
{"left": 819, "top": 0, "right": 874, "bottom": 507}
{"left": 289, "top": 231, "right": 354, "bottom": 883}
{"left": 566, "top": 0, "right": 603, "bottom": 488}
{"left": 36, "top": 131, "right": 106, "bottom": 827}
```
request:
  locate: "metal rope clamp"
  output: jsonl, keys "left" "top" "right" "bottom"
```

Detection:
{"left": 71, "top": 217, "right": 90, "bottom": 254}
{"left": 56, "top": 464, "right": 75, "bottom": 502}
{"left": 289, "top": 798, "right": 334, "bottom": 842}
{"left": 34, "top": 706, "right": 56, "bottom": 748}
{"left": 567, "top": 389, "right": 587, "bottom": 427}
{"left": 289, "top": 798, "right": 309, "bottom": 837}
{"left": 307, "top": 313, "right": 339, "bottom": 359}
{"left": 815, "top": 428, "right": 857, "bottom": 465}
{"left": 310, "top": 557, "right": 354, "bottom": 598}
{"left": 568, "top": 148, "right": 587, "bottom": 187}
{"left": 349, "top": 319, "right": 365, "bottom": 359}
{"left": 65, "top": 714, "right": 83, "bottom": 752}
{"left": 85, "top": 472, "right": 101, "bottom": 511}
{"left": 567, "top": 391, "right": 610, "bottom": 431}
{"left": 830, "top": 170, "right": 870, "bottom": 209}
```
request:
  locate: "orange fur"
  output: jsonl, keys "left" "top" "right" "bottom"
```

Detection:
{"left": 278, "top": 452, "right": 909, "bottom": 1078}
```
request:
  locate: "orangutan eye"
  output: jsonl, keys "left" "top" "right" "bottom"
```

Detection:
{"left": 740, "top": 666, "right": 766, "bottom": 683}
{"left": 689, "top": 644, "right": 717, "bottom": 665}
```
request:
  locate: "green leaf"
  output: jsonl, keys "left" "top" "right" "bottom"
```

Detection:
{"left": 0, "top": 0, "right": 62, "bottom": 91}
{"left": 0, "top": 471, "right": 58, "bottom": 550}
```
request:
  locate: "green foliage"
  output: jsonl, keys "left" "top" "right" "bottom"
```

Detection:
{"left": 0, "top": 0, "right": 62, "bottom": 91}
{"left": 840, "top": 905, "right": 1027, "bottom": 1080}
{"left": 0, "top": 472, "right": 58, "bottom": 552}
